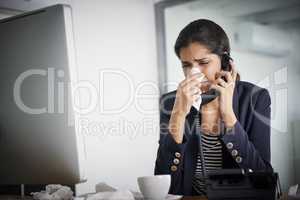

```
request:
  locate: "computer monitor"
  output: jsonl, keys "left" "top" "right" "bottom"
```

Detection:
{"left": 0, "top": 4, "right": 86, "bottom": 185}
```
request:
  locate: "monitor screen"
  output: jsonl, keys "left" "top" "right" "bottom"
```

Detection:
{"left": 0, "top": 4, "right": 86, "bottom": 185}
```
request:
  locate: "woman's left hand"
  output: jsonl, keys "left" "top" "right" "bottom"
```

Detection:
{"left": 210, "top": 61, "right": 238, "bottom": 128}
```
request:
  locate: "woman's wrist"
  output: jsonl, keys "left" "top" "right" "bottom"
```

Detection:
{"left": 171, "top": 108, "right": 187, "bottom": 118}
{"left": 222, "top": 110, "right": 237, "bottom": 128}
{"left": 169, "top": 109, "right": 186, "bottom": 144}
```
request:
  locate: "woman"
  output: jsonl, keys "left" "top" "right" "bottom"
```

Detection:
{"left": 154, "top": 19, "right": 272, "bottom": 196}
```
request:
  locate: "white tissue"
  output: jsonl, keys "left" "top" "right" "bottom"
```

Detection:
{"left": 95, "top": 182, "right": 117, "bottom": 193}
{"left": 31, "top": 184, "right": 73, "bottom": 200}
{"left": 46, "top": 185, "right": 66, "bottom": 194}
{"left": 193, "top": 96, "right": 202, "bottom": 111}
{"left": 288, "top": 184, "right": 299, "bottom": 196}
{"left": 87, "top": 190, "right": 135, "bottom": 200}
{"left": 190, "top": 68, "right": 204, "bottom": 111}
{"left": 31, "top": 191, "right": 53, "bottom": 200}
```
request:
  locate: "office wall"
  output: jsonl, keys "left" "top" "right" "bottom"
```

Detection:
{"left": 70, "top": 0, "right": 159, "bottom": 194}
{"left": 165, "top": 4, "right": 300, "bottom": 191}
{"left": 0, "top": 0, "right": 159, "bottom": 195}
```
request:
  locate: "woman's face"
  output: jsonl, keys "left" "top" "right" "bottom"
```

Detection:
{"left": 179, "top": 42, "right": 221, "bottom": 91}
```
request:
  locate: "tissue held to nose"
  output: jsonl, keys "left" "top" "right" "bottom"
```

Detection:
{"left": 190, "top": 67, "right": 210, "bottom": 93}
{"left": 189, "top": 67, "right": 204, "bottom": 110}
{"left": 190, "top": 67, "right": 208, "bottom": 83}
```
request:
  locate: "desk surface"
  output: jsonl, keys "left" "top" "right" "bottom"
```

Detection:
{"left": 182, "top": 194, "right": 287, "bottom": 200}
{"left": 0, "top": 195, "right": 287, "bottom": 200}
{"left": 182, "top": 196, "right": 207, "bottom": 200}
{"left": 0, "top": 196, "right": 208, "bottom": 200}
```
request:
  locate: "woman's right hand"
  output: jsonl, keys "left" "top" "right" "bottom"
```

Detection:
{"left": 168, "top": 73, "right": 203, "bottom": 144}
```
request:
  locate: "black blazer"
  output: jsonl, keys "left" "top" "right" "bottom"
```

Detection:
{"left": 154, "top": 80, "right": 273, "bottom": 195}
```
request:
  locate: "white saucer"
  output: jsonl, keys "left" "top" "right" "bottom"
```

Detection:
{"left": 165, "top": 194, "right": 183, "bottom": 200}
{"left": 132, "top": 192, "right": 182, "bottom": 200}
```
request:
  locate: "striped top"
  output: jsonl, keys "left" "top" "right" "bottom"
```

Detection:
{"left": 192, "top": 133, "right": 223, "bottom": 195}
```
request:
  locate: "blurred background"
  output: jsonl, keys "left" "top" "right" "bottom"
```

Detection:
{"left": 0, "top": 0, "right": 299, "bottom": 195}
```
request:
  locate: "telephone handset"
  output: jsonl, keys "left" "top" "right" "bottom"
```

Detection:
{"left": 200, "top": 52, "right": 233, "bottom": 106}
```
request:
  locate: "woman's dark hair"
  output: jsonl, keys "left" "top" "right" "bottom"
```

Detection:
{"left": 175, "top": 19, "right": 230, "bottom": 58}
{"left": 174, "top": 19, "right": 240, "bottom": 80}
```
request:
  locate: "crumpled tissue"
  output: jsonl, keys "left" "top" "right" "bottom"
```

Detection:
{"left": 31, "top": 184, "right": 73, "bottom": 200}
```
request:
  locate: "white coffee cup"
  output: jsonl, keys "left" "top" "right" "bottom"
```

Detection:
{"left": 137, "top": 175, "right": 171, "bottom": 200}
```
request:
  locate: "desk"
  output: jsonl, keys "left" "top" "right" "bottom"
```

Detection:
{"left": 182, "top": 194, "right": 288, "bottom": 200}
{"left": 182, "top": 196, "right": 207, "bottom": 200}
{"left": 0, "top": 194, "right": 287, "bottom": 200}
{"left": 0, "top": 196, "right": 207, "bottom": 200}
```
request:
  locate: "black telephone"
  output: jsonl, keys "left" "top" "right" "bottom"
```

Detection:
{"left": 206, "top": 169, "right": 280, "bottom": 200}
{"left": 200, "top": 52, "right": 233, "bottom": 106}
